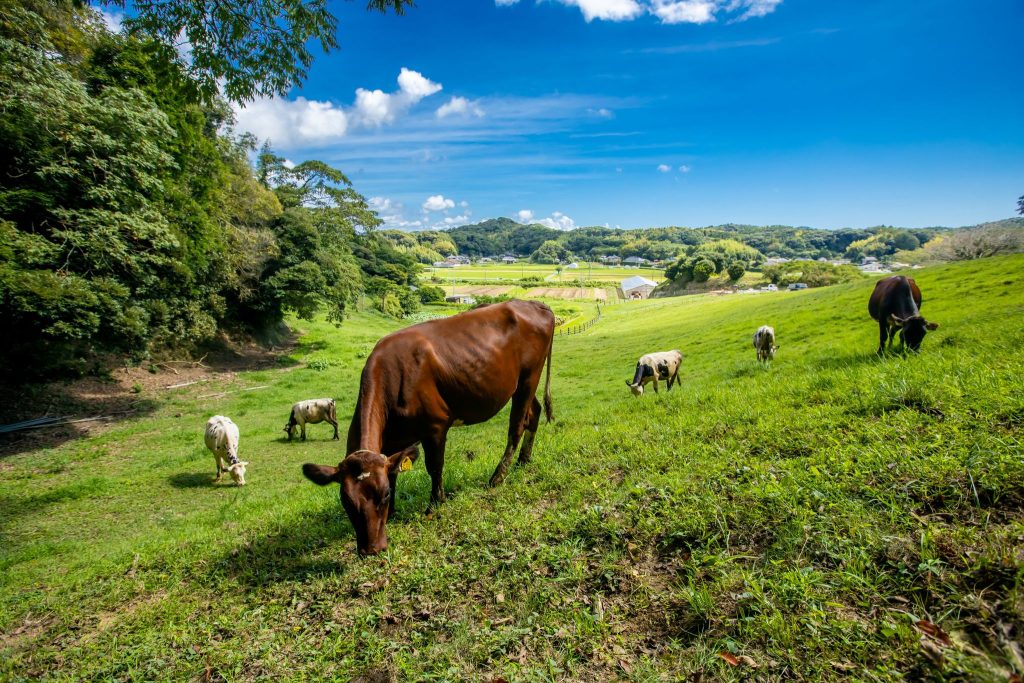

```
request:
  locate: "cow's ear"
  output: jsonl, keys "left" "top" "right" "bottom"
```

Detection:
{"left": 926, "top": 321, "right": 939, "bottom": 331}
{"left": 387, "top": 446, "right": 419, "bottom": 475}
{"left": 302, "top": 463, "right": 341, "bottom": 486}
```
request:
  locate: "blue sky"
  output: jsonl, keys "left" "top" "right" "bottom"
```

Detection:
{"left": 230, "top": 0, "right": 1024, "bottom": 231}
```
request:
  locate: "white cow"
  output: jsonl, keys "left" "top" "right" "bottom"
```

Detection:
{"left": 284, "top": 398, "right": 339, "bottom": 441}
{"left": 204, "top": 416, "right": 247, "bottom": 485}
{"left": 753, "top": 325, "right": 778, "bottom": 362}
{"left": 626, "top": 350, "right": 683, "bottom": 397}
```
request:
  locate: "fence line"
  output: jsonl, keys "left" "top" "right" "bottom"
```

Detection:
{"left": 556, "top": 304, "right": 604, "bottom": 336}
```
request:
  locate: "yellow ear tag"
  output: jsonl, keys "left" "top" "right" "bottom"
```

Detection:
{"left": 399, "top": 457, "right": 413, "bottom": 472}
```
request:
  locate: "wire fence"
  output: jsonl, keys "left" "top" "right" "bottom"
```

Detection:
{"left": 556, "top": 305, "right": 603, "bottom": 336}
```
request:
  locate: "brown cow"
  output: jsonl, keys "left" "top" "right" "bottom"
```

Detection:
{"left": 868, "top": 275, "right": 939, "bottom": 353}
{"left": 302, "top": 299, "right": 555, "bottom": 555}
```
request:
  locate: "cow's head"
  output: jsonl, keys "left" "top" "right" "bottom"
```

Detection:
{"left": 624, "top": 379, "right": 643, "bottom": 397}
{"left": 227, "top": 461, "right": 248, "bottom": 486}
{"left": 283, "top": 423, "right": 295, "bottom": 440}
{"left": 890, "top": 314, "right": 939, "bottom": 351}
{"left": 302, "top": 446, "right": 418, "bottom": 556}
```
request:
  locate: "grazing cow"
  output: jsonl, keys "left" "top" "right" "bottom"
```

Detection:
{"left": 284, "top": 398, "right": 339, "bottom": 441}
{"left": 868, "top": 275, "right": 939, "bottom": 353}
{"left": 625, "top": 350, "right": 683, "bottom": 397}
{"left": 204, "top": 416, "right": 247, "bottom": 486}
{"left": 753, "top": 325, "right": 778, "bottom": 362}
{"left": 302, "top": 300, "right": 555, "bottom": 555}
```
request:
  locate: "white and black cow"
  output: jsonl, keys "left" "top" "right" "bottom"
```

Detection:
{"left": 753, "top": 325, "right": 778, "bottom": 362}
{"left": 205, "top": 415, "right": 247, "bottom": 486}
{"left": 284, "top": 398, "right": 339, "bottom": 441}
{"left": 626, "top": 350, "right": 683, "bottom": 397}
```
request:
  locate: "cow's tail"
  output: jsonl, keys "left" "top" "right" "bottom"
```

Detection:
{"left": 543, "top": 336, "right": 554, "bottom": 423}
{"left": 329, "top": 399, "right": 337, "bottom": 422}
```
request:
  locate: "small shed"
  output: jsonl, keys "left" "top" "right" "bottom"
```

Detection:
{"left": 621, "top": 275, "right": 658, "bottom": 300}
{"left": 445, "top": 294, "right": 476, "bottom": 304}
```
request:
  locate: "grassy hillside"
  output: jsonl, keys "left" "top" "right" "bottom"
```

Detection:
{"left": 1, "top": 256, "right": 1022, "bottom": 681}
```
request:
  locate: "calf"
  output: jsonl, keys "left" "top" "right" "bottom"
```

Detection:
{"left": 868, "top": 275, "right": 939, "bottom": 353}
{"left": 753, "top": 325, "right": 777, "bottom": 362}
{"left": 204, "top": 416, "right": 247, "bottom": 486}
{"left": 302, "top": 300, "right": 555, "bottom": 555}
{"left": 626, "top": 350, "right": 683, "bottom": 396}
{"left": 284, "top": 398, "right": 339, "bottom": 441}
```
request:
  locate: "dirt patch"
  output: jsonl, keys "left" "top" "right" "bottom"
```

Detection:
{"left": 0, "top": 613, "right": 57, "bottom": 652}
{"left": 452, "top": 285, "right": 514, "bottom": 296}
{"left": 0, "top": 331, "right": 298, "bottom": 457}
{"left": 526, "top": 287, "right": 607, "bottom": 300}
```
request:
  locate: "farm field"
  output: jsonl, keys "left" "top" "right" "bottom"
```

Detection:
{"left": 526, "top": 287, "right": 608, "bottom": 301}
{"left": 1, "top": 255, "right": 1023, "bottom": 680}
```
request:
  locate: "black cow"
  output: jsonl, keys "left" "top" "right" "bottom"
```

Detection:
{"left": 868, "top": 275, "right": 939, "bottom": 353}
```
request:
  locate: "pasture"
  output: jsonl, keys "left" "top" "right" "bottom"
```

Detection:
{"left": 424, "top": 262, "right": 665, "bottom": 284}
{"left": 1, "top": 255, "right": 1023, "bottom": 681}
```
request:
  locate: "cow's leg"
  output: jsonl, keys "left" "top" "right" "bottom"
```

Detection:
{"left": 878, "top": 320, "right": 889, "bottom": 354}
{"left": 328, "top": 416, "right": 339, "bottom": 441}
{"left": 300, "top": 422, "right": 307, "bottom": 441}
{"left": 517, "top": 397, "right": 542, "bottom": 465}
{"left": 214, "top": 455, "right": 223, "bottom": 482}
{"left": 423, "top": 429, "right": 448, "bottom": 508}
{"left": 490, "top": 392, "right": 532, "bottom": 487}
{"left": 652, "top": 377, "right": 659, "bottom": 393}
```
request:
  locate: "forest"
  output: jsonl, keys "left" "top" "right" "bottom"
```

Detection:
{"left": 0, "top": 0, "right": 420, "bottom": 379}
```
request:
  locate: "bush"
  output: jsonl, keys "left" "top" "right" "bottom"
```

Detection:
{"left": 418, "top": 285, "right": 446, "bottom": 304}
{"left": 692, "top": 258, "right": 716, "bottom": 282}
{"left": 727, "top": 262, "right": 746, "bottom": 281}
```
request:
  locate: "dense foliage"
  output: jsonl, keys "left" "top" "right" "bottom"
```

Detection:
{"left": 447, "top": 218, "right": 942, "bottom": 264}
{"left": 0, "top": 3, "right": 416, "bottom": 378}
{"left": 761, "top": 260, "right": 864, "bottom": 287}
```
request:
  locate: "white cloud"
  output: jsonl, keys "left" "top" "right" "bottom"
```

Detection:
{"left": 234, "top": 97, "right": 349, "bottom": 148}
{"left": 97, "top": 8, "right": 123, "bottom": 32}
{"left": 436, "top": 96, "right": 485, "bottom": 119}
{"left": 657, "top": 164, "right": 671, "bottom": 173}
{"left": 517, "top": 209, "right": 535, "bottom": 223}
{"left": 535, "top": 211, "right": 577, "bottom": 231}
{"left": 234, "top": 67, "right": 442, "bottom": 148}
{"left": 423, "top": 195, "right": 456, "bottom": 212}
{"left": 352, "top": 68, "right": 443, "bottom": 128}
{"left": 679, "top": 164, "right": 691, "bottom": 173}
{"left": 588, "top": 107, "right": 615, "bottom": 118}
{"left": 727, "top": 0, "right": 782, "bottom": 21}
{"left": 561, "top": 0, "right": 644, "bottom": 22}
{"left": 650, "top": 0, "right": 717, "bottom": 24}
{"left": 506, "top": 0, "right": 781, "bottom": 23}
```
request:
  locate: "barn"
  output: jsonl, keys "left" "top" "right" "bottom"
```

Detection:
{"left": 621, "top": 275, "right": 658, "bottom": 300}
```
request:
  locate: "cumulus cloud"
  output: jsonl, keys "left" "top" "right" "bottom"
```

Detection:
{"left": 517, "top": 209, "right": 535, "bottom": 223}
{"left": 423, "top": 195, "right": 457, "bottom": 212}
{"left": 233, "top": 67, "right": 442, "bottom": 148}
{"left": 436, "top": 96, "right": 485, "bottom": 119}
{"left": 370, "top": 196, "right": 425, "bottom": 230}
{"left": 234, "top": 97, "right": 349, "bottom": 148}
{"left": 497, "top": 0, "right": 781, "bottom": 23}
{"left": 535, "top": 211, "right": 577, "bottom": 231}
{"left": 679, "top": 164, "right": 691, "bottom": 173}
{"left": 657, "top": 164, "right": 671, "bottom": 173}
{"left": 352, "top": 68, "right": 442, "bottom": 128}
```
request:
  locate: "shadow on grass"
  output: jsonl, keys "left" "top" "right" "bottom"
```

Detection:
{"left": 168, "top": 472, "right": 215, "bottom": 488}
{"left": 206, "top": 505, "right": 359, "bottom": 587}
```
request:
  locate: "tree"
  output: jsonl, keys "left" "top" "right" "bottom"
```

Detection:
{"left": 530, "top": 240, "right": 570, "bottom": 264}
{"left": 103, "top": 0, "right": 414, "bottom": 102}
{"left": 691, "top": 258, "right": 716, "bottom": 282}
{"left": 1018, "top": 194, "right": 1023, "bottom": 216}
{"left": 727, "top": 262, "right": 745, "bottom": 281}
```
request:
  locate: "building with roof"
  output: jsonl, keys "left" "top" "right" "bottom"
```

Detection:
{"left": 621, "top": 275, "right": 658, "bottom": 300}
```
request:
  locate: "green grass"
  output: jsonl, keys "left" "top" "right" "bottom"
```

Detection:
{"left": 2, "top": 255, "right": 1023, "bottom": 681}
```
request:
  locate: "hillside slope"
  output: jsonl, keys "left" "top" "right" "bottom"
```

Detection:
{"left": 1, "top": 256, "right": 1022, "bottom": 681}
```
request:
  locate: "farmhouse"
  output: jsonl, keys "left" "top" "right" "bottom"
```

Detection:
{"left": 623, "top": 256, "right": 649, "bottom": 266}
{"left": 601, "top": 255, "right": 622, "bottom": 265}
{"left": 502, "top": 256, "right": 518, "bottom": 264}
{"left": 621, "top": 275, "right": 658, "bottom": 300}
{"left": 445, "top": 294, "right": 476, "bottom": 304}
